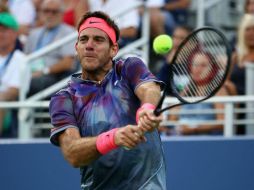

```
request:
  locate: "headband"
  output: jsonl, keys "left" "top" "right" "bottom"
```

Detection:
{"left": 78, "top": 17, "right": 116, "bottom": 44}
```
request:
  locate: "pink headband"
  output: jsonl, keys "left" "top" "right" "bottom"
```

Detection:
{"left": 78, "top": 17, "right": 117, "bottom": 44}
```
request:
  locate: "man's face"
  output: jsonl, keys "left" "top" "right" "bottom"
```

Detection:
{"left": 40, "top": 1, "right": 62, "bottom": 29}
{"left": 0, "top": 25, "right": 17, "bottom": 51}
{"left": 76, "top": 27, "right": 118, "bottom": 74}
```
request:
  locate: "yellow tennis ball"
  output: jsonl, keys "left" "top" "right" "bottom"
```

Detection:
{"left": 153, "top": 34, "right": 173, "bottom": 54}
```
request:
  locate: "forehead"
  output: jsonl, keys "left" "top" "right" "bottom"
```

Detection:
{"left": 193, "top": 54, "right": 209, "bottom": 62}
{"left": 0, "top": 25, "right": 8, "bottom": 29}
{"left": 79, "top": 27, "right": 109, "bottom": 39}
{"left": 42, "top": 0, "right": 61, "bottom": 9}
{"left": 0, "top": 25, "right": 13, "bottom": 31}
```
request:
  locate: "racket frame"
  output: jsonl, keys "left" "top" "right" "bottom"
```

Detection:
{"left": 154, "top": 27, "right": 232, "bottom": 116}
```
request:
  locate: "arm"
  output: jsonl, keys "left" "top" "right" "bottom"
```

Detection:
{"left": 48, "top": 56, "right": 74, "bottom": 74}
{"left": 135, "top": 81, "right": 161, "bottom": 106}
{"left": 59, "top": 125, "right": 145, "bottom": 168}
{"left": 58, "top": 127, "right": 99, "bottom": 168}
{"left": 74, "top": 0, "right": 89, "bottom": 26}
{"left": 135, "top": 81, "right": 163, "bottom": 132}
{"left": 179, "top": 87, "right": 227, "bottom": 135}
{"left": 32, "top": 56, "right": 74, "bottom": 77}
{"left": 0, "top": 87, "right": 19, "bottom": 101}
{"left": 164, "top": 0, "right": 190, "bottom": 10}
{"left": 120, "top": 27, "right": 138, "bottom": 38}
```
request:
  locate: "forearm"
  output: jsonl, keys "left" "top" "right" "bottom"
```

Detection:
{"left": 164, "top": 0, "right": 190, "bottom": 10}
{"left": 48, "top": 56, "right": 74, "bottom": 74}
{"left": 180, "top": 124, "right": 223, "bottom": 135}
{"left": 120, "top": 27, "right": 138, "bottom": 38}
{"left": 0, "top": 88, "right": 19, "bottom": 101}
{"left": 195, "top": 124, "right": 223, "bottom": 134}
{"left": 59, "top": 126, "right": 146, "bottom": 167}
{"left": 135, "top": 82, "right": 162, "bottom": 132}
{"left": 135, "top": 82, "right": 161, "bottom": 106}
{"left": 59, "top": 129, "right": 100, "bottom": 168}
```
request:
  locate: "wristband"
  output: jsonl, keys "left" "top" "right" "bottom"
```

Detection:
{"left": 96, "top": 128, "right": 119, "bottom": 155}
{"left": 136, "top": 103, "right": 156, "bottom": 123}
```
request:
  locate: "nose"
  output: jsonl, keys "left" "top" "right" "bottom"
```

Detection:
{"left": 85, "top": 38, "right": 95, "bottom": 50}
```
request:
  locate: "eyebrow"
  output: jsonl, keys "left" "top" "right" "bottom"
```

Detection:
{"left": 79, "top": 34, "right": 108, "bottom": 40}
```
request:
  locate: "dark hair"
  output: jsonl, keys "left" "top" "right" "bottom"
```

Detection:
{"left": 77, "top": 11, "right": 120, "bottom": 45}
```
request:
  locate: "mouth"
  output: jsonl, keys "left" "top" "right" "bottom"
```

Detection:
{"left": 84, "top": 54, "right": 97, "bottom": 59}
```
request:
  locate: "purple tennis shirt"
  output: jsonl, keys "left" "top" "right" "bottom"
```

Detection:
{"left": 50, "top": 57, "right": 166, "bottom": 190}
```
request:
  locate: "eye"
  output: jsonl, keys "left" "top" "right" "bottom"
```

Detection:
{"left": 94, "top": 36, "right": 106, "bottom": 43}
{"left": 79, "top": 36, "right": 88, "bottom": 43}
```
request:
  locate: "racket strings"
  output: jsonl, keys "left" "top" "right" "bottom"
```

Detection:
{"left": 172, "top": 30, "right": 228, "bottom": 102}
{"left": 174, "top": 38, "right": 202, "bottom": 97}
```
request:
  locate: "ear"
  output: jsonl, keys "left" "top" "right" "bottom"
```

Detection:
{"left": 75, "top": 42, "right": 78, "bottom": 51}
{"left": 110, "top": 43, "right": 119, "bottom": 58}
{"left": 75, "top": 42, "right": 80, "bottom": 60}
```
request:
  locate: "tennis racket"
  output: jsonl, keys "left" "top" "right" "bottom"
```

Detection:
{"left": 154, "top": 27, "right": 232, "bottom": 116}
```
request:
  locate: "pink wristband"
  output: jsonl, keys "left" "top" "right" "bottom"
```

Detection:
{"left": 136, "top": 103, "right": 156, "bottom": 123}
{"left": 96, "top": 128, "right": 119, "bottom": 155}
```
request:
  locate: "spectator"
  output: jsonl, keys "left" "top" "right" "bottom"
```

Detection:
{"left": 231, "top": 14, "right": 254, "bottom": 95}
{"left": 230, "top": 0, "right": 254, "bottom": 50}
{"left": 167, "top": 53, "right": 236, "bottom": 136}
{"left": 0, "top": 12, "right": 31, "bottom": 137}
{"left": 230, "top": 14, "right": 254, "bottom": 135}
{"left": 6, "top": 0, "right": 36, "bottom": 43}
{"left": 62, "top": 0, "right": 89, "bottom": 27}
{"left": 245, "top": 0, "right": 254, "bottom": 14}
{"left": 144, "top": 0, "right": 190, "bottom": 38}
{"left": 24, "top": 0, "right": 76, "bottom": 97}
{"left": 32, "top": 0, "right": 44, "bottom": 27}
{"left": 85, "top": 0, "right": 140, "bottom": 48}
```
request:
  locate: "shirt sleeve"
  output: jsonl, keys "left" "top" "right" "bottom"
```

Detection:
{"left": 49, "top": 90, "right": 78, "bottom": 146}
{"left": 121, "top": 57, "right": 164, "bottom": 91}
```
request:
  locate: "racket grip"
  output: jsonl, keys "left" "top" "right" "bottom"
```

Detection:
{"left": 153, "top": 109, "right": 160, "bottom": 116}
{"left": 136, "top": 103, "right": 156, "bottom": 123}
{"left": 124, "top": 103, "right": 155, "bottom": 151}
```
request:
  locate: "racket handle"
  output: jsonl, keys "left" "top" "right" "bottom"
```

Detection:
{"left": 153, "top": 109, "right": 160, "bottom": 116}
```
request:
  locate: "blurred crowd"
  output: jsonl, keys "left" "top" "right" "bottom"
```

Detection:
{"left": 0, "top": 0, "right": 253, "bottom": 138}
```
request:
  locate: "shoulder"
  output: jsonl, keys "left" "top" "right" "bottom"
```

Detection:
{"left": 13, "top": 50, "right": 26, "bottom": 58}
{"left": 114, "top": 57, "right": 147, "bottom": 74}
{"left": 10, "top": 50, "right": 26, "bottom": 67}
{"left": 30, "top": 27, "right": 44, "bottom": 34}
{"left": 53, "top": 86, "right": 73, "bottom": 99}
{"left": 27, "top": 27, "right": 44, "bottom": 39}
{"left": 123, "top": 56, "right": 146, "bottom": 67}
{"left": 50, "top": 87, "right": 74, "bottom": 111}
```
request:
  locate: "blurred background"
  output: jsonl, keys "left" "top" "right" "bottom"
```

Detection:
{"left": 0, "top": 0, "right": 254, "bottom": 190}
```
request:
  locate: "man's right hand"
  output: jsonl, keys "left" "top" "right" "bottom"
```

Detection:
{"left": 114, "top": 125, "right": 146, "bottom": 149}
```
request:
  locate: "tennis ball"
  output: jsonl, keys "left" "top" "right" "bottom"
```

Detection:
{"left": 153, "top": 34, "right": 173, "bottom": 54}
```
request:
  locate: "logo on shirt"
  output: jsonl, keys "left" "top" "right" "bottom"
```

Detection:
{"left": 89, "top": 21, "right": 101, "bottom": 24}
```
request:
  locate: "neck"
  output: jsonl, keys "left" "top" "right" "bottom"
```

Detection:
{"left": 82, "top": 61, "right": 113, "bottom": 82}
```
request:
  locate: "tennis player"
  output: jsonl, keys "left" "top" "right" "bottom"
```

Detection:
{"left": 49, "top": 11, "right": 166, "bottom": 190}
